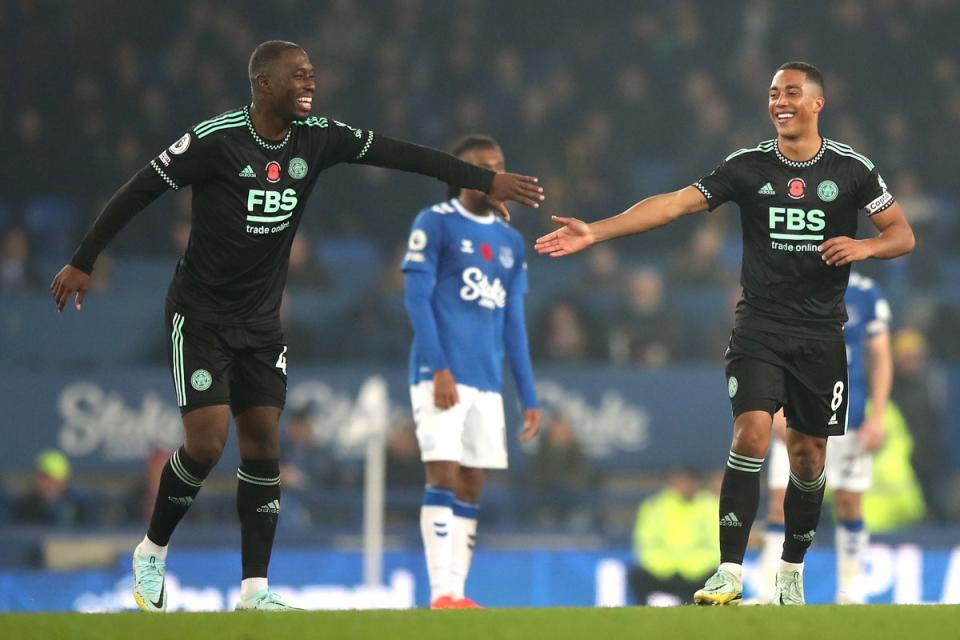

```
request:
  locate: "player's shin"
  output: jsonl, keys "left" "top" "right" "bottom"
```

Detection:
{"left": 146, "top": 446, "right": 213, "bottom": 548}
{"left": 781, "top": 470, "right": 826, "bottom": 564}
{"left": 836, "top": 519, "right": 868, "bottom": 603}
{"left": 450, "top": 499, "right": 479, "bottom": 599}
{"left": 236, "top": 459, "right": 281, "bottom": 597}
{"left": 718, "top": 451, "right": 765, "bottom": 571}
{"left": 421, "top": 486, "right": 455, "bottom": 602}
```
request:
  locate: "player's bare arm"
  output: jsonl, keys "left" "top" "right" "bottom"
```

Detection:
{"left": 820, "top": 202, "right": 914, "bottom": 266}
{"left": 50, "top": 264, "right": 91, "bottom": 312}
{"left": 534, "top": 185, "right": 708, "bottom": 257}
{"left": 859, "top": 330, "right": 893, "bottom": 452}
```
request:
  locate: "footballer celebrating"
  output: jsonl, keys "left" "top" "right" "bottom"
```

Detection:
{"left": 51, "top": 40, "right": 543, "bottom": 612}
{"left": 535, "top": 62, "right": 914, "bottom": 605}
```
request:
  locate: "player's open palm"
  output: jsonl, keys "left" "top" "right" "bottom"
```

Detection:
{"left": 488, "top": 173, "right": 544, "bottom": 221}
{"left": 50, "top": 264, "right": 90, "bottom": 312}
{"left": 535, "top": 216, "right": 595, "bottom": 257}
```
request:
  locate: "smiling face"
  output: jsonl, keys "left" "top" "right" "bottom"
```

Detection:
{"left": 768, "top": 68, "right": 824, "bottom": 139}
{"left": 255, "top": 47, "right": 315, "bottom": 120}
{"left": 277, "top": 48, "right": 315, "bottom": 119}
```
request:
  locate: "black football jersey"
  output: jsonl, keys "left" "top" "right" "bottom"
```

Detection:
{"left": 694, "top": 138, "right": 894, "bottom": 339}
{"left": 152, "top": 106, "right": 375, "bottom": 325}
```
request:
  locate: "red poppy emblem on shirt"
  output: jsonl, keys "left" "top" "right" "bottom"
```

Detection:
{"left": 787, "top": 177, "right": 805, "bottom": 199}
{"left": 481, "top": 243, "right": 494, "bottom": 261}
{"left": 266, "top": 161, "right": 282, "bottom": 183}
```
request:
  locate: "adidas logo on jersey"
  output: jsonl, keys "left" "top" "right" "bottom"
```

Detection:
{"left": 828, "top": 413, "right": 838, "bottom": 426}
{"left": 720, "top": 512, "right": 743, "bottom": 527}
{"left": 256, "top": 499, "right": 280, "bottom": 514}
{"left": 239, "top": 165, "right": 257, "bottom": 178}
{"left": 758, "top": 182, "right": 775, "bottom": 195}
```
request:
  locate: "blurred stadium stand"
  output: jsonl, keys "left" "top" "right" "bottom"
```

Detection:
{"left": 2, "top": 0, "right": 960, "bottom": 608}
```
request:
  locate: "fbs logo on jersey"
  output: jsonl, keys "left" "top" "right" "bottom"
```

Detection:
{"left": 247, "top": 188, "right": 298, "bottom": 213}
{"left": 768, "top": 206, "right": 825, "bottom": 239}
{"left": 265, "top": 161, "right": 282, "bottom": 183}
{"left": 460, "top": 267, "right": 506, "bottom": 309}
{"left": 787, "top": 178, "right": 806, "bottom": 199}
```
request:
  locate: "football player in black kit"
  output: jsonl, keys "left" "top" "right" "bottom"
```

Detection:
{"left": 51, "top": 40, "right": 544, "bottom": 612}
{"left": 535, "top": 62, "right": 913, "bottom": 605}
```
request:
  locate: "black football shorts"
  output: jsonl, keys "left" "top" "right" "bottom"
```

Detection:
{"left": 724, "top": 326, "right": 848, "bottom": 437}
{"left": 165, "top": 302, "right": 288, "bottom": 416}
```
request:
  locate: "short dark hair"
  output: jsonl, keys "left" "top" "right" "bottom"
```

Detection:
{"left": 249, "top": 40, "right": 303, "bottom": 85}
{"left": 777, "top": 61, "right": 825, "bottom": 93}
{"left": 450, "top": 134, "right": 500, "bottom": 158}
{"left": 448, "top": 134, "right": 500, "bottom": 199}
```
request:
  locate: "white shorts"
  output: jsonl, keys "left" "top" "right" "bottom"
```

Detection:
{"left": 767, "top": 431, "right": 872, "bottom": 493}
{"left": 409, "top": 381, "right": 508, "bottom": 469}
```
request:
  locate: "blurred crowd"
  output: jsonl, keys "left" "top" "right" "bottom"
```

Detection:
{"left": 3, "top": 0, "right": 960, "bottom": 364}
{"left": 2, "top": 1, "right": 960, "bottom": 546}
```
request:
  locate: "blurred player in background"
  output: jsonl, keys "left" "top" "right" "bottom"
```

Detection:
{"left": 535, "top": 61, "right": 914, "bottom": 605}
{"left": 403, "top": 135, "right": 541, "bottom": 609}
{"left": 51, "top": 41, "right": 543, "bottom": 612}
{"left": 758, "top": 271, "right": 892, "bottom": 604}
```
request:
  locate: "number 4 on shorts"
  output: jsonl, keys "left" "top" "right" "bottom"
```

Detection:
{"left": 276, "top": 346, "right": 288, "bottom": 375}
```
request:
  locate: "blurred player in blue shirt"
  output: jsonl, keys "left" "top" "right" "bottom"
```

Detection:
{"left": 402, "top": 135, "right": 541, "bottom": 609}
{"left": 759, "top": 271, "right": 893, "bottom": 603}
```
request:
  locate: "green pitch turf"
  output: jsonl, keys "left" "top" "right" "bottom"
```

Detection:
{"left": 2, "top": 605, "right": 958, "bottom": 640}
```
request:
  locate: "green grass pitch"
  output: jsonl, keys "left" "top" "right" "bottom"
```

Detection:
{"left": 2, "top": 605, "right": 958, "bottom": 640}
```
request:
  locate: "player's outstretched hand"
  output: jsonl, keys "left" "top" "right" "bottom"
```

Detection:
{"left": 518, "top": 408, "right": 541, "bottom": 443}
{"left": 488, "top": 173, "right": 544, "bottom": 221}
{"left": 819, "top": 236, "right": 872, "bottom": 266}
{"left": 534, "top": 215, "right": 595, "bottom": 257}
{"left": 433, "top": 368, "right": 459, "bottom": 410}
{"left": 50, "top": 264, "right": 90, "bottom": 312}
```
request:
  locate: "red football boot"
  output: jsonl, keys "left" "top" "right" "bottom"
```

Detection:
{"left": 430, "top": 595, "right": 458, "bottom": 609}
{"left": 453, "top": 597, "right": 483, "bottom": 609}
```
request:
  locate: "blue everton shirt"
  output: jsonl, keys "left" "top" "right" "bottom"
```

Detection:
{"left": 402, "top": 198, "right": 529, "bottom": 393}
{"left": 844, "top": 272, "right": 891, "bottom": 429}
